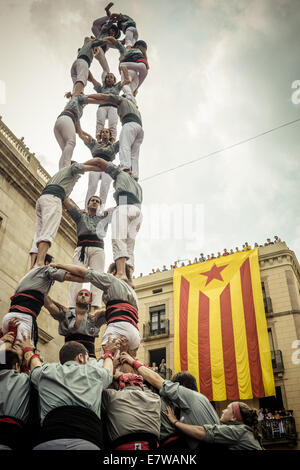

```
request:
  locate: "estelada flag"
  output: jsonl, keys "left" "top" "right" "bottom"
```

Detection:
{"left": 173, "top": 249, "right": 275, "bottom": 401}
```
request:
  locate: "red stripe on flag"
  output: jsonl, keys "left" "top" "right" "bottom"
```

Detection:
{"left": 220, "top": 284, "right": 240, "bottom": 400}
{"left": 179, "top": 276, "right": 189, "bottom": 371}
{"left": 240, "top": 258, "right": 265, "bottom": 397}
{"left": 198, "top": 291, "right": 213, "bottom": 400}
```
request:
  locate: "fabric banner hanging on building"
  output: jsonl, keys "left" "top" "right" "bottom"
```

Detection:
{"left": 173, "top": 249, "right": 275, "bottom": 401}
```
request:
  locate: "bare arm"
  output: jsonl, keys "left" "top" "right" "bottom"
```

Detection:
{"left": 75, "top": 120, "right": 85, "bottom": 138}
{"left": 65, "top": 273, "right": 87, "bottom": 283}
{"left": 88, "top": 70, "right": 100, "bottom": 88}
{"left": 0, "top": 332, "right": 15, "bottom": 351}
{"left": 164, "top": 405, "right": 206, "bottom": 440}
{"left": 92, "top": 307, "right": 106, "bottom": 322}
{"left": 120, "top": 65, "right": 130, "bottom": 88}
{"left": 86, "top": 93, "right": 112, "bottom": 105}
{"left": 44, "top": 295, "right": 66, "bottom": 319}
{"left": 63, "top": 198, "right": 75, "bottom": 212}
{"left": 82, "top": 157, "right": 107, "bottom": 172}
{"left": 18, "top": 333, "right": 43, "bottom": 371}
{"left": 120, "top": 352, "right": 164, "bottom": 389}
{"left": 51, "top": 263, "right": 88, "bottom": 278}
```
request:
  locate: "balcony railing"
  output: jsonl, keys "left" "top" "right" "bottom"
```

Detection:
{"left": 263, "top": 296, "right": 273, "bottom": 314}
{"left": 261, "top": 417, "right": 297, "bottom": 446}
{"left": 143, "top": 319, "right": 170, "bottom": 340}
{"left": 271, "top": 350, "right": 284, "bottom": 373}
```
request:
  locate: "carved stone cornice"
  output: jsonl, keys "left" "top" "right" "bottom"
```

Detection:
{"left": 0, "top": 116, "right": 77, "bottom": 246}
{"left": 38, "top": 328, "right": 54, "bottom": 344}
{"left": 258, "top": 243, "right": 300, "bottom": 282}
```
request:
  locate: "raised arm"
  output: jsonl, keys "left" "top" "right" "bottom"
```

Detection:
{"left": 0, "top": 332, "right": 15, "bottom": 352}
{"left": 88, "top": 70, "right": 101, "bottom": 89}
{"left": 44, "top": 295, "right": 66, "bottom": 320}
{"left": 105, "top": 3, "right": 114, "bottom": 17}
{"left": 164, "top": 405, "right": 206, "bottom": 440}
{"left": 18, "top": 333, "right": 43, "bottom": 371}
{"left": 120, "top": 352, "right": 164, "bottom": 389}
{"left": 119, "top": 65, "right": 130, "bottom": 88}
{"left": 82, "top": 157, "right": 108, "bottom": 173}
{"left": 51, "top": 263, "right": 88, "bottom": 279}
{"left": 86, "top": 93, "right": 112, "bottom": 105}
{"left": 63, "top": 197, "right": 75, "bottom": 212}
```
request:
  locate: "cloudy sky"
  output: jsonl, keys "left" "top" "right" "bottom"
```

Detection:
{"left": 1, "top": 0, "right": 300, "bottom": 275}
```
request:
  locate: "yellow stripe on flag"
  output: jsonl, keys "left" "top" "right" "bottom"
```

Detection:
{"left": 173, "top": 270, "right": 181, "bottom": 374}
{"left": 209, "top": 296, "right": 226, "bottom": 401}
{"left": 187, "top": 283, "right": 200, "bottom": 386}
{"left": 230, "top": 270, "right": 253, "bottom": 399}
{"left": 249, "top": 252, "right": 275, "bottom": 396}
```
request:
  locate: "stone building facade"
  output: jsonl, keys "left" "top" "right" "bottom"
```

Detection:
{"left": 0, "top": 116, "right": 77, "bottom": 362}
{"left": 134, "top": 242, "right": 300, "bottom": 448}
{"left": 1, "top": 117, "right": 299, "bottom": 448}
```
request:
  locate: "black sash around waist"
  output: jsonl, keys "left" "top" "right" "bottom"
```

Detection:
{"left": 106, "top": 299, "right": 139, "bottom": 329}
{"left": 38, "top": 406, "right": 103, "bottom": 449}
{"left": 117, "top": 191, "right": 141, "bottom": 207}
{"left": 98, "top": 103, "right": 118, "bottom": 109}
{"left": 9, "top": 290, "right": 43, "bottom": 347}
{"left": 122, "top": 21, "right": 136, "bottom": 31}
{"left": 65, "top": 333, "right": 96, "bottom": 357}
{"left": 0, "top": 416, "right": 25, "bottom": 451}
{"left": 10, "top": 290, "right": 44, "bottom": 318}
{"left": 92, "top": 152, "right": 113, "bottom": 162}
{"left": 77, "top": 54, "right": 91, "bottom": 67}
{"left": 41, "top": 184, "right": 66, "bottom": 201}
{"left": 57, "top": 109, "right": 78, "bottom": 125}
{"left": 121, "top": 113, "right": 142, "bottom": 127}
{"left": 77, "top": 234, "right": 104, "bottom": 262}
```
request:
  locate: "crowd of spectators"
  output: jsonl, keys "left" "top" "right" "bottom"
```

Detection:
{"left": 257, "top": 408, "right": 296, "bottom": 441}
{"left": 136, "top": 236, "right": 283, "bottom": 278}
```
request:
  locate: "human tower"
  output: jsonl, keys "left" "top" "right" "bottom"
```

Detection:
{"left": 1, "top": 3, "right": 148, "bottom": 361}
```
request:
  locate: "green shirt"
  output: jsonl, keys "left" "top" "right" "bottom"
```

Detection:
{"left": 68, "top": 207, "right": 110, "bottom": 239}
{"left": 30, "top": 361, "right": 112, "bottom": 423}
{"left": 84, "top": 269, "right": 138, "bottom": 309}
{"left": 0, "top": 370, "right": 30, "bottom": 422}
{"left": 46, "top": 163, "right": 84, "bottom": 198}
{"left": 105, "top": 163, "right": 143, "bottom": 206}
{"left": 203, "top": 422, "right": 262, "bottom": 450}
{"left": 159, "top": 380, "right": 220, "bottom": 451}
{"left": 102, "top": 386, "right": 161, "bottom": 442}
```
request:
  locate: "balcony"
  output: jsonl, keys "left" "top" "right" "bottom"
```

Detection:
{"left": 143, "top": 319, "right": 170, "bottom": 341}
{"left": 271, "top": 350, "right": 284, "bottom": 374}
{"left": 262, "top": 416, "right": 297, "bottom": 447}
{"left": 264, "top": 296, "right": 273, "bottom": 315}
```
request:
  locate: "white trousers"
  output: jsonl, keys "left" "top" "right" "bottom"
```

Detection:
{"left": 119, "top": 122, "right": 144, "bottom": 179}
{"left": 68, "top": 246, "right": 105, "bottom": 308}
{"left": 96, "top": 106, "right": 118, "bottom": 140}
{"left": 70, "top": 58, "right": 89, "bottom": 88}
{"left": 120, "top": 62, "right": 148, "bottom": 99}
{"left": 111, "top": 204, "right": 142, "bottom": 268}
{"left": 102, "top": 321, "right": 140, "bottom": 351}
{"left": 54, "top": 115, "right": 76, "bottom": 169}
{"left": 124, "top": 27, "right": 139, "bottom": 47}
{"left": 2, "top": 312, "right": 34, "bottom": 345}
{"left": 94, "top": 48, "right": 110, "bottom": 83}
{"left": 30, "top": 194, "right": 62, "bottom": 252}
{"left": 84, "top": 171, "right": 113, "bottom": 211}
